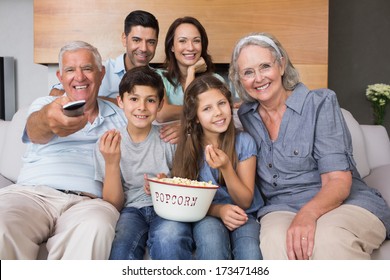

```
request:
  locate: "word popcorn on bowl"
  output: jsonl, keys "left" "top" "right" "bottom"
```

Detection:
{"left": 147, "top": 177, "right": 218, "bottom": 222}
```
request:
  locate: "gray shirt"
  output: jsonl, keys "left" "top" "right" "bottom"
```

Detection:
{"left": 94, "top": 125, "right": 176, "bottom": 208}
{"left": 238, "top": 83, "right": 390, "bottom": 238}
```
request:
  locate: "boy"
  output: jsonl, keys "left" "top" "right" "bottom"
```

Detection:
{"left": 93, "top": 66, "right": 193, "bottom": 260}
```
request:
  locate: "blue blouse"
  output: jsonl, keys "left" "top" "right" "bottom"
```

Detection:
{"left": 198, "top": 131, "right": 264, "bottom": 214}
{"left": 238, "top": 83, "right": 390, "bottom": 238}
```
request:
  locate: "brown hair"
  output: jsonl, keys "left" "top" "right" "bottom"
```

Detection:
{"left": 162, "top": 16, "right": 215, "bottom": 88}
{"left": 118, "top": 66, "right": 164, "bottom": 103}
{"left": 172, "top": 74, "right": 236, "bottom": 185}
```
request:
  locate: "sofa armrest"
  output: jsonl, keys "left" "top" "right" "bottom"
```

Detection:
{"left": 361, "top": 125, "right": 390, "bottom": 170}
{"left": 0, "top": 174, "right": 13, "bottom": 189}
{"left": 0, "top": 107, "right": 28, "bottom": 182}
{"left": 0, "top": 120, "right": 12, "bottom": 189}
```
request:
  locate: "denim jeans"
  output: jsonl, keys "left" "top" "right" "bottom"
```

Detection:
{"left": 230, "top": 214, "right": 262, "bottom": 260}
{"left": 193, "top": 215, "right": 262, "bottom": 260}
{"left": 109, "top": 206, "right": 193, "bottom": 260}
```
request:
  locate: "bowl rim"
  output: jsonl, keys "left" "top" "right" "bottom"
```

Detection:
{"left": 147, "top": 177, "right": 219, "bottom": 190}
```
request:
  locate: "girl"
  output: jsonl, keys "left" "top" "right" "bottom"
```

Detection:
{"left": 172, "top": 74, "right": 264, "bottom": 260}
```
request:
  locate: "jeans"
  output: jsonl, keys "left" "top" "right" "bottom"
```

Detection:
{"left": 109, "top": 206, "right": 193, "bottom": 260}
{"left": 193, "top": 215, "right": 262, "bottom": 260}
{"left": 230, "top": 214, "right": 262, "bottom": 260}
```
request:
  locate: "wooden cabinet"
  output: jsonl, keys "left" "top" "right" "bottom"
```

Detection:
{"left": 34, "top": 0, "right": 328, "bottom": 89}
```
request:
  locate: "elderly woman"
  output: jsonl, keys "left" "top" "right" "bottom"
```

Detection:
{"left": 229, "top": 32, "right": 390, "bottom": 260}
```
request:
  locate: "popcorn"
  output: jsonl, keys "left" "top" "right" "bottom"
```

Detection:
{"left": 156, "top": 177, "right": 216, "bottom": 188}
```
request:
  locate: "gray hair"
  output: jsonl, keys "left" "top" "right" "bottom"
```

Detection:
{"left": 58, "top": 41, "right": 103, "bottom": 74}
{"left": 228, "top": 32, "right": 300, "bottom": 103}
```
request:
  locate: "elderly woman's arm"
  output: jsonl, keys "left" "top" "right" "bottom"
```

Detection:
{"left": 286, "top": 170, "right": 352, "bottom": 260}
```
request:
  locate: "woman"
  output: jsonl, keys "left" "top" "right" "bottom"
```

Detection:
{"left": 155, "top": 16, "right": 224, "bottom": 125}
{"left": 229, "top": 32, "right": 390, "bottom": 260}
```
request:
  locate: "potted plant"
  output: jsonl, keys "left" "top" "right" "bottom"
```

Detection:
{"left": 366, "top": 83, "right": 390, "bottom": 125}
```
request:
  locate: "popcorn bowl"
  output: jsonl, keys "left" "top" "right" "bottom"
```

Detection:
{"left": 147, "top": 177, "right": 218, "bottom": 222}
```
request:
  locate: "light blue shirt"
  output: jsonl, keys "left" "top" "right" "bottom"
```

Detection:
{"left": 98, "top": 54, "right": 126, "bottom": 99}
{"left": 238, "top": 82, "right": 390, "bottom": 238}
{"left": 17, "top": 96, "right": 126, "bottom": 197}
{"left": 155, "top": 69, "right": 225, "bottom": 105}
{"left": 198, "top": 131, "right": 264, "bottom": 214}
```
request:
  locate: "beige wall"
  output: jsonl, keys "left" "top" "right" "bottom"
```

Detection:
{"left": 34, "top": 0, "right": 328, "bottom": 90}
{"left": 0, "top": 0, "right": 49, "bottom": 109}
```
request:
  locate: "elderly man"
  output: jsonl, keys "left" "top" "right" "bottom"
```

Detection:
{"left": 0, "top": 41, "right": 126, "bottom": 259}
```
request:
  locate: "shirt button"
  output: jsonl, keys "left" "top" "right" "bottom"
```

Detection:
{"left": 268, "top": 163, "right": 273, "bottom": 168}
{"left": 294, "top": 150, "right": 299, "bottom": 155}
{"left": 273, "top": 182, "right": 277, "bottom": 186}
{"left": 273, "top": 174, "right": 277, "bottom": 178}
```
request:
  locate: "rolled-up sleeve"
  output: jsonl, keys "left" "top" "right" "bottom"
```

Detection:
{"left": 313, "top": 91, "right": 354, "bottom": 174}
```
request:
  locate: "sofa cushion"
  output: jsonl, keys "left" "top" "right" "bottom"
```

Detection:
{"left": 371, "top": 240, "right": 390, "bottom": 260}
{"left": 363, "top": 164, "right": 390, "bottom": 204}
{"left": 0, "top": 107, "right": 28, "bottom": 182}
{"left": 360, "top": 125, "right": 390, "bottom": 170}
{"left": 0, "top": 120, "right": 9, "bottom": 161}
{"left": 341, "top": 109, "right": 370, "bottom": 178}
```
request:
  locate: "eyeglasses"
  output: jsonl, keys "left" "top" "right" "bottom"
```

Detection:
{"left": 239, "top": 59, "right": 277, "bottom": 81}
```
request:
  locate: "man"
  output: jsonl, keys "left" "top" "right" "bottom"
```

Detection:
{"left": 50, "top": 10, "right": 159, "bottom": 103}
{"left": 0, "top": 41, "right": 127, "bottom": 259}
{"left": 93, "top": 10, "right": 160, "bottom": 103}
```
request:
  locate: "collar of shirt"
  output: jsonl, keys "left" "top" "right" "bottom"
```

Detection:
{"left": 285, "top": 83, "right": 310, "bottom": 115}
{"left": 114, "top": 53, "right": 126, "bottom": 75}
{"left": 97, "top": 98, "right": 121, "bottom": 119}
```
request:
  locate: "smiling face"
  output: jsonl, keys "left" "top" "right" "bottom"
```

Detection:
{"left": 57, "top": 48, "right": 105, "bottom": 104}
{"left": 196, "top": 88, "right": 232, "bottom": 139}
{"left": 117, "top": 85, "right": 163, "bottom": 132}
{"left": 237, "top": 44, "right": 284, "bottom": 103}
{"left": 171, "top": 23, "right": 202, "bottom": 70}
{"left": 122, "top": 25, "right": 158, "bottom": 70}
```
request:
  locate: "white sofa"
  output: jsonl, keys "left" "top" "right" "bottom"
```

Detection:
{"left": 0, "top": 107, "right": 389, "bottom": 259}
